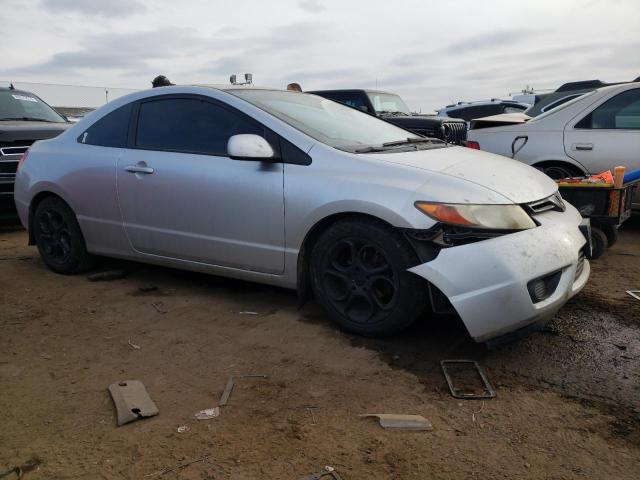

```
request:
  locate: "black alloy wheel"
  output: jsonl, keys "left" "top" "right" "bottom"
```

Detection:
{"left": 310, "top": 218, "right": 428, "bottom": 336}
{"left": 321, "top": 238, "right": 399, "bottom": 325}
{"left": 33, "top": 196, "right": 95, "bottom": 274}
{"left": 37, "top": 207, "right": 73, "bottom": 266}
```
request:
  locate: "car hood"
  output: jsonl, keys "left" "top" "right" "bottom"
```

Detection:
{"left": 368, "top": 145, "right": 558, "bottom": 204}
{"left": 0, "top": 121, "right": 70, "bottom": 142}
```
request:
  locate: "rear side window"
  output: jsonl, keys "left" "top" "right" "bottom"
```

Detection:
{"left": 78, "top": 103, "right": 132, "bottom": 147}
{"left": 540, "top": 94, "right": 582, "bottom": 113}
{"left": 576, "top": 89, "right": 640, "bottom": 129}
{"left": 134, "top": 97, "right": 263, "bottom": 155}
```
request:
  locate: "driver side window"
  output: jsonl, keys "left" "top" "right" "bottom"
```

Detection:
{"left": 134, "top": 97, "right": 264, "bottom": 155}
{"left": 576, "top": 89, "right": 640, "bottom": 130}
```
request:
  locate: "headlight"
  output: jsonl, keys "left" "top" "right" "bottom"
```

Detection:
{"left": 414, "top": 202, "right": 536, "bottom": 230}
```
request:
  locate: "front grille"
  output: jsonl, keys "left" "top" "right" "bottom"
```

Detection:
{"left": 523, "top": 192, "right": 566, "bottom": 215}
{"left": 0, "top": 161, "right": 18, "bottom": 175}
{"left": 0, "top": 180, "right": 14, "bottom": 195}
{"left": 575, "top": 249, "right": 585, "bottom": 279}
{"left": 441, "top": 122, "right": 467, "bottom": 145}
{"left": 0, "top": 146, "right": 28, "bottom": 156}
{"left": 0, "top": 140, "right": 34, "bottom": 159}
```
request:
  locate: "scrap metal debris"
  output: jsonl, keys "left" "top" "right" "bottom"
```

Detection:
{"left": 87, "top": 269, "right": 128, "bottom": 282}
{"left": 441, "top": 359, "right": 496, "bottom": 399}
{"left": 177, "top": 425, "right": 190, "bottom": 433}
{"left": 360, "top": 413, "right": 433, "bottom": 431}
{"left": 300, "top": 465, "right": 343, "bottom": 480}
{"left": 151, "top": 301, "right": 167, "bottom": 314}
{"left": 0, "top": 456, "right": 41, "bottom": 479}
{"left": 108, "top": 380, "right": 159, "bottom": 426}
{"left": 195, "top": 407, "right": 220, "bottom": 420}
{"left": 304, "top": 405, "right": 319, "bottom": 425}
{"left": 144, "top": 456, "right": 210, "bottom": 478}
{"left": 218, "top": 374, "right": 268, "bottom": 407}
{"left": 127, "top": 338, "right": 141, "bottom": 350}
{"left": 626, "top": 290, "right": 640, "bottom": 301}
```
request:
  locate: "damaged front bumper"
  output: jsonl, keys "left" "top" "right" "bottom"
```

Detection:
{"left": 408, "top": 207, "right": 590, "bottom": 343}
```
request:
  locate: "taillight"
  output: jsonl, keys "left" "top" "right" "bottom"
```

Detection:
{"left": 17, "top": 149, "right": 29, "bottom": 171}
{"left": 465, "top": 141, "right": 480, "bottom": 150}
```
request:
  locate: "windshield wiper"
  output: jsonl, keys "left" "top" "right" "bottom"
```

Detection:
{"left": 1, "top": 117, "right": 59, "bottom": 123}
{"left": 382, "top": 137, "right": 444, "bottom": 147}
{"left": 354, "top": 146, "right": 387, "bottom": 153}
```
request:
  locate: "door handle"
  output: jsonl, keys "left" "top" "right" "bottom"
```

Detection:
{"left": 573, "top": 143, "right": 593, "bottom": 151}
{"left": 125, "top": 165, "right": 154, "bottom": 174}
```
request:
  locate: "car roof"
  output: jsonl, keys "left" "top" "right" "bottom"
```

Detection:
{"left": 444, "top": 99, "right": 528, "bottom": 109}
{"left": 308, "top": 89, "right": 396, "bottom": 95}
{"left": 0, "top": 87, "right": 39, "bottom": 96}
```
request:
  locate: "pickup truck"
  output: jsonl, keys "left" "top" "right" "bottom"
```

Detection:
{"left": 308, "top": 89, "right": 467, "bottom": 144}
{"left": 0, "top": 86, "right": 70, "bottom": 218}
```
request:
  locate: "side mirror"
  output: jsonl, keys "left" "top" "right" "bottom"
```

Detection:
{"left": 227, "top": 134, "right": 276, "bottom": 160}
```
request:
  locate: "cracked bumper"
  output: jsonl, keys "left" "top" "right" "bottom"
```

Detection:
{"left": 408, "top": 206, "right": 590, "bottom": 343}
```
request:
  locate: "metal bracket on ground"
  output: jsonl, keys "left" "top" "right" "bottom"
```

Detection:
{"left": 218, "top": 374, "right": 268, "bottom": 407}
{"left": 441, "top": 359, "right": 496, "bottom": 399}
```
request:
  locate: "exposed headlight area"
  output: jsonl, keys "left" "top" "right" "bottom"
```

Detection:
{"left": 403, "top": 202, "right": 539, "bottom": 257}
{"left": 414, "top": 202, "right": 537, "bottom": 230}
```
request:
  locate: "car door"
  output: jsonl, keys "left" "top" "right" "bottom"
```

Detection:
{"left": 564, "top": 87, "right": 640, "bottom": 173}
{"left": 116, "top": 95, "right": 285, "bottom": 274}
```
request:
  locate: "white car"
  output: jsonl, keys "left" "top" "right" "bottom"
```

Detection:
{"left": 466, "top": 83, "right": 640, "bottom": 193}
{"left": 14, "top": 86, "right": 590, "bottom": 344}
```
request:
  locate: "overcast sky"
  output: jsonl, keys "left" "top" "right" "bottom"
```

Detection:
{"left": 1, "top": 0, "right": 638, "bottom": 111}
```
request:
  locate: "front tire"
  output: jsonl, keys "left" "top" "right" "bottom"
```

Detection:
{"left": 33, "top": 196, "right": 95, "bottom": 274}
{"left": 310, "top": 218, "right": 428, "bottom": 336}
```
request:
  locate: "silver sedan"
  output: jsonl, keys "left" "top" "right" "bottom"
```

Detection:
{"left": 14, "top": 86, "right": 589, "bottom": 342}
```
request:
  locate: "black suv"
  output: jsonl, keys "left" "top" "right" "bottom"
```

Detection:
{"left": 309, "top": 89, "right": 467, "bottom": 144}
{"left": 0, "top": 86, "right": 70, "bottom": 218}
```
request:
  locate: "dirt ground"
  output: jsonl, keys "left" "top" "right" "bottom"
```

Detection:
{"left": 1, "top": 216, "right": 639, "bottom": 479}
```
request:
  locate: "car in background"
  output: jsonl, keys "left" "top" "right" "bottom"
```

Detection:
{"left": 436, "top": 99, "right": 529, "bottom": 122}
{"left": 466, "top": 82, "right": 640, "bottom": 208}
{"left": 14, "top": 86, "right": 588, "bottom": 344}
{"left": 523, "top": 78, "right": 638, "bottom": 118}
{"left": 0, "top": 86, "right": 70, "bottom": 218}
{"left": 309, "top": 89, "right": 467, "bottom": 145}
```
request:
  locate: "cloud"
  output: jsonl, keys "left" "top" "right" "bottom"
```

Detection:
{"left": 3, "top": 0, "right": 640, "bottom": 111}
{"left": 7, "top": 27, "right": 204, "bottom": 75}
{"left": 40, "top": 0, "right": 146, "bottom": 17}
{"left": 442, "top": 29, "right": 539, "bottom": 55}
{"left": 298, "top": 0, "right": 326, "bottom": 13}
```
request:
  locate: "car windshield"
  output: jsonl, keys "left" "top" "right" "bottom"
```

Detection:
{"left": 230, "top": 89, "right": 431, "bottom": 152}
{"left": 367, "top": 92, "right": 411, "bottom": 115}
{"left": 0, "top": 90, "right": 67, "bottom": 123}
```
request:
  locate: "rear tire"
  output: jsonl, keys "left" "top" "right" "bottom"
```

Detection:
{"left": 535, "top": 162, "right": 583, "bottom": 180}
{"left": 33, "top": 196, "right": 95, "bottom": 274}
{"left": 310, "top": 218, "right": 428, "bottom": 336}
{"left": 587, "top": 227, "right": 607, "bottom": 260}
